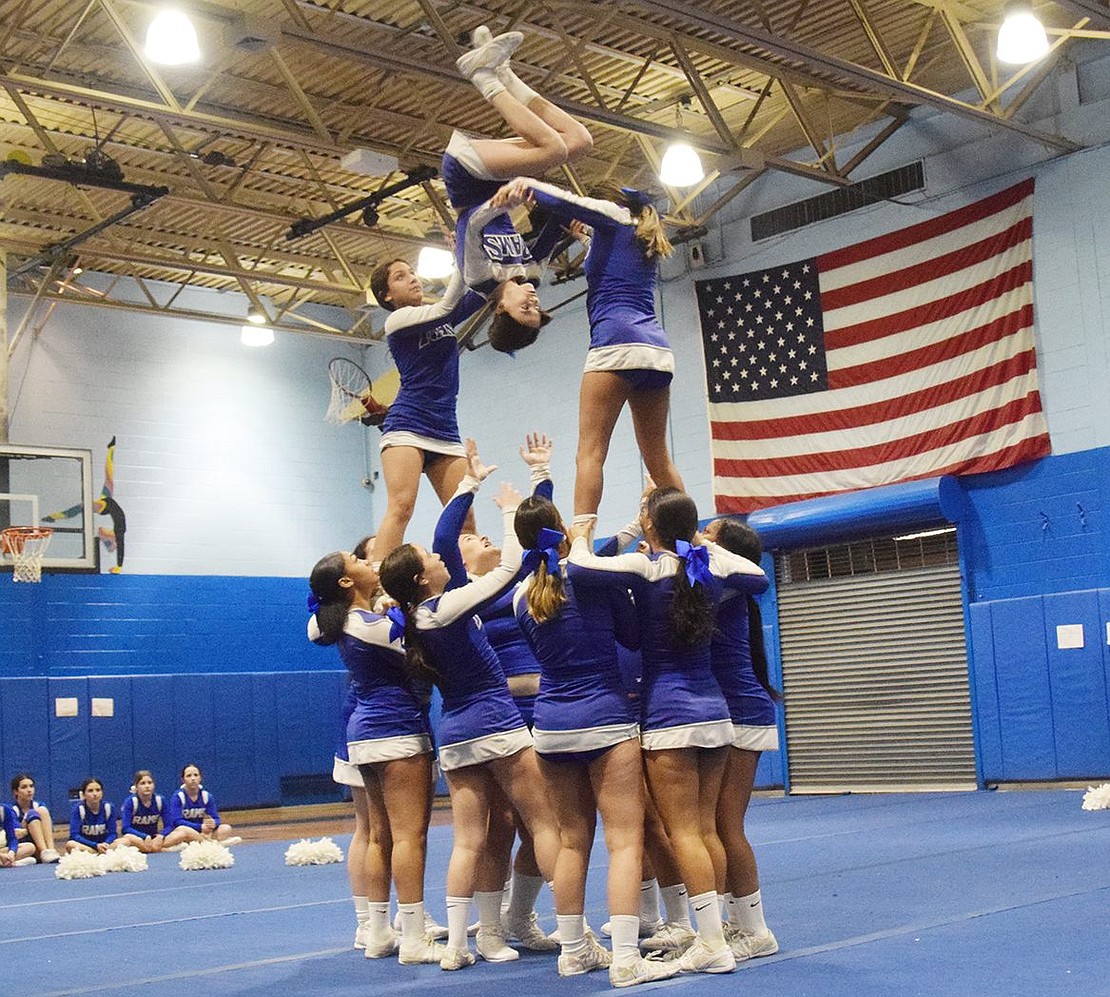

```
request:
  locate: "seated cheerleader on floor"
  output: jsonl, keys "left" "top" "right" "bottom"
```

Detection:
{"left": 67, "top": 778, "right": 120, "bottom": 854}
{"left": 119, "top": 770, "right": 167, "bottom": 853}
{"left": 163, "top": 764, "right": 241, "bottom": 848}
{"left": 10, "top": 772, "right": 61, "bottom": 863}
{"left": 2, "top": 800, "right": 38, "bottom": 866}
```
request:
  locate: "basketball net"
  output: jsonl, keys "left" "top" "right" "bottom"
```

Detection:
{"left": 1, "top": 527, "right": 53, "bottom": 583}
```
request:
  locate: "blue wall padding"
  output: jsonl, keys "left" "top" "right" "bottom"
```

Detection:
{"left": 48, "top": 677, "right": 90, "bottom": 813}
{"left": 968, "top": 604, "right": 1003, "bottom": 782}
{"left": 173, "top": 674, "right": 216, "bottom": 783}
{"left": 250, "top": 674, "right": 281, "bottom": 807}
{"left": 130, "top": 675, "right": 177, "bottom": 808}
{"left": 1, "top": 678, "right": 51, "bottom": 805}
{"left": 87, "top": 676, "right": 135, "bottom": 811}
{"left": 985, "top": 598, "right": 1057, "bottom": 780}
{"left": 746, "top": 475, "right": 965, "bottom": 550}
{"left": 1043, "top": 592, "right": 1110, "bottom": 778}
{"left": 1101, "top": 589, "right": 1110, "bottom": 750}
{"left": 211, "top": 674, "right": 256, "bottom": 809}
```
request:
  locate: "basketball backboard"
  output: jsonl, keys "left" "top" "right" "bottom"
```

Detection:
{"left": 0, "top": 444, "right": 96, "bottom": 572}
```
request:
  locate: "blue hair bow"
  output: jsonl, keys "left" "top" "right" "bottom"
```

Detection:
{"left": 674, "top": 539, "right": 712, "bottom": 587}
{"left": 620, "top": 186, "right": 654, "bottom": 209}
{"left": 521, "top": 527, "right": 565, "bottom": 575}
{"left": 384, "top": 605, "right": 407, "bottom": 644}
{"left": 306, "top": 592, "right": 321, "bottom": 615}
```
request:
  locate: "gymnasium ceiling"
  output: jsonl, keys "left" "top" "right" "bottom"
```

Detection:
{"left": 2, "top": 0, "right": 1108, "bottom": 341}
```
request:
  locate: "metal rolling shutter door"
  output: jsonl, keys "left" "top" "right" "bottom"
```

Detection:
{"left": 777, "top": 563, "right": 977, "bottom": 793}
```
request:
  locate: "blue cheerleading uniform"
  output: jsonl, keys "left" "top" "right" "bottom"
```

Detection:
{"left": 10, "top": 800, "right": 44, "bottom": 845}
{"left": 567, "top": 538, "right": 769, "bottom": 750}
{"left": 522, "top": 180, "right": 674, "bottom": 378}
{"left": 712, "top": 594, "right": 779, "bottom": 751}
{"left": 416, "top": 476, "right": 529, "bottom": 771}
{"left": 309, "top": 607, "right": 433, "bottom": 765}
{"left": 120, "top": 793, "right": 165, "bottom": 839}
{"left": 166, "top": 788, "right": 222, "bottom": 833}
{"left": 515, "top": 558, "right": 640, "bottom": 757}
{"left": 69, "top": 801, "right": 116, "bottom": 848}
{"left": 1, "top": 804, "right": 18, "bottom": 854}
{"left": 380, "top": 270, "right": 485, "bottom": 455}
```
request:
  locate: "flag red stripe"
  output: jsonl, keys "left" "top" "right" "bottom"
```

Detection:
{"left": 817, "top": 179, "right": 1033, "bottom": 273}
{"left": 714, "top": 434, "right": 1050, "bottom": 515}
{"left": 710, "top": 347, "right": 1039, "bottom": 441}
{"left": 823, "top": 260, "right": 1032, "bottom": 350}
{"left": 714, "top": 392, "right": 1045, "bottom": 479}
{"left": 830, "top": 304, "right": 1033, "bottom": 389}
{"left": 820, "top": 216, "right": 1031, "bottom": 312}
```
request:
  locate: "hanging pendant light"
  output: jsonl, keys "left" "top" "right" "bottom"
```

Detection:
{"left": 240, "top": 324, "right": 274, "bottom": 346}
{"left": 658, "top": 97, "right": 705, "bottom": 188}
{"left": 145, "top": 8, "right": 201, "bottom": 66}
{"left": 416, "top": 246, "right": 455, "bottom": 280}
{"left": 997, "top": 2, "right": 1049, "bottom": 64}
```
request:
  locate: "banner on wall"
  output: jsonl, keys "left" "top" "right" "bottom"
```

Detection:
{"left": 695, "top": 179, "right": 1050, "bottom": 514}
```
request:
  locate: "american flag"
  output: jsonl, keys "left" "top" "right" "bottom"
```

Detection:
{"left": 696, "top": 179, "right": 1050, "bottom": 514}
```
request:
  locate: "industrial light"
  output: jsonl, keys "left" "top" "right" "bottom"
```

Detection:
{"left": 144, "top": 8, "right": 201, "bottom": 66}
{"left": 246, "top": 306, "right": 267, "bottom": 325}
{"left": 997, "top": 2, "right": 1049, "bottom": 64}
{"left": 659, "top": 142, "right": 705, "bottom": 187}
{"left": 240, "top": 324, "right": 274, "bottom": 346}
{"left": 416, "top": 246, "right": 455, "bottom": 280}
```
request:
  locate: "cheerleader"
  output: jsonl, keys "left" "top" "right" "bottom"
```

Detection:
{"left": 704, "top": 518, "right": 781, "bottom": 961}
{"left": 9, "top": 773, "right": 60, "bottom": 863}
{"left": 447, "top": 27, "right": 593, "bottom": 351}
{"left": 118, "top": 770, "right": 166, "bottom": 852}
{"left": 366, "top": 265, "right": 487, "bottom": 564}
{"left": 309, "top": 550, "right": 442, "bottom": 965}
{"left": 490, "top": 179, "right": 683, "bottom": 525}
{"left": 514, "top": 494, "right": 680, "bottom": 987}
{"left": 163, "top": 765, "right": 240, "bottom": 847}
{"left": 567, "top": 488, "right": 768, "bottom": 974}
{"left": 66, "top": 778, "right": 119, "bottom": 854}
{"left": 1, "top": 802, "right": 37, "bottom": 866}
{"left": 379, "top": 440, "right": 559, "bottom": 971}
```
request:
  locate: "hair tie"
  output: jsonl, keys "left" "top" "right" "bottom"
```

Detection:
{"left": 674, "top": 539, "right": 712, "bottom": 587}
{"left": 620, "top": 186, "right": 654, "bottom": 210}
{"left": 306, "top": 592, "right": 321, "bottom": 615}
{"left": 521, "top": 526, "right": 565, "bottom": 576}
{"left": 384, "top": 605, "right": 407, "bottom": 644}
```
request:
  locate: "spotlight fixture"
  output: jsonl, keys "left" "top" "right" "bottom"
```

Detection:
{"left": 241, "top": 324, "right": 274, "bottom": 346}
{"left": 658, "top": 97, "right": 705, "bottom": 188}
{"left": 145, "top": 8, "right": 201, "bottom": 65}
{"left": 361, "top": 205, "right": 380, "bottom": 228}
{"left": 997, "top": 1, "right": 1049, "bottom": 64}
{"left": 416, "top": 246, "right": 455, "bottom": 280}
{"left": 246, "top": 305, "right": 267, "bottom": 325}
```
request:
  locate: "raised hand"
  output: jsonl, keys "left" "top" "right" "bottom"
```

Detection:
{"left": 465, "top": 437, "right": 498, "bottom": 482}
{"left": 491, "top": 178, "right": 534, "bottom": 209}
{"left": 519, "top": 432, "right": 553, "bottom": 466}
{"left": 494, "top": 481, "right": 523, "bottom": 512}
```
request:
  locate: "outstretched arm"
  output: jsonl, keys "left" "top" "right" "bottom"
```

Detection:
{"left": 434, "top": 439, "right": 497, "bottom": 588}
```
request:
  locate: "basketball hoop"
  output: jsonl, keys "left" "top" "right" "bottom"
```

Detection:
{"left": 1, "top": 526, "right": 54, "bottom": 583}
{"left": 325, "top": 358, "right": 398, "bottom": 427}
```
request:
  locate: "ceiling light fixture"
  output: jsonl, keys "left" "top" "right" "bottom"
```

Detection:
{"left": 416, "top": 246, "right": 455, "bottom": 280}
{"left": 997, "top": 1, "right": 1050, "bottom": 64}
{"left": 246, "top": 305, "right": 267, "bottom": 325}
{"left": 659, "top": 97, "right": 705, "bottom": 188}
{"left": 240, "top": 324, "right": 274, "bottom": 346}
{"left": 145, "top": 8, "right": 201, "bottom": 66}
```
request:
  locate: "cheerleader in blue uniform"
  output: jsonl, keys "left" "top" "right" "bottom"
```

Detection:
{"left": 490, "top": 179, "right": 684, "bottom": 525}
{"left": 163, "top": 764, "right": 239, "bottom": 848}
{"left": 10, "top": 773, "right": 60, "bottom": 863}
{"left": 118, "top": 770, "right": 166, "bottom": 852}
{"left": 513, "top": 495, "right": 681, "bottom": 988}
{"left": 66, "top": 778, "right": 119, "bottom": 854}
{"left": 379, "top": 440, "right": 559, "bottom": 972}
{"left": 309, "top": 551, "right": 443, "bottom": 965}
{"left": 567, "top": 488, "right": 768, "bottom": 975}
{"left": 366, "top": 265, "right": 487, "bottom": 564}
{"left": 704, "top": 518, "right": 781, "bottom": 962}
{"left": 447, "top": 26, "right": 592, "bottom": 351}
{"left": 1, "top": 801, "right": 37, "bottom": 866}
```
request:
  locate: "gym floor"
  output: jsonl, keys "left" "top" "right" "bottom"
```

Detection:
{"left": 5, "top": 789, "right": 1107, "bottom": 996}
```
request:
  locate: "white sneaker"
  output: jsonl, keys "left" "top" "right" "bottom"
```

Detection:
{"left": 221, "top": 836, "right": 243, "bottom": 847}
{"left": 610, "top": 955, "right": 682, "bottom": 988}
{"left": 504, "top": 911, "right": 559, "bottom": 951}
{"left": 14, "top": 856, "right": 38, "bottom": 867}
{"left": 353, "top": 923, "right": 368, "bottom": 949}
{"left": 476, "top": 927, "right": 519, "bottom": 962}
{"left": 641, "top": 921, "right": 696, "bottom": 954}
{"left": 164, "top": 843, "right": 188, "bottom": 853}
{"left": 557, "top": 934, "right": 612, "bottom": 977}
{"left": 676, "top": 935, "right": 735, "bottom": 974}
{"left": 364, "top": 931, "right": 400, "bottom": 959}
{"left": 438, "top": 945, "right": 475, "bottom": 970}
{"left": 455, "top": 32, "right": 523, "bottom": 77}
{"left": 398, "top": 936, "right": 446, "bottom": 965}
{"left": 393, "top": 911, "right": 449, "bottom": 940}
{"left": 40, "top": 848, "right": 61, "bottom": 864}
{"left": 728, "top": 927, "right": 779, "bottom": 960}
{"left": 601, "top": 917, "right": 665, "bottom": 938}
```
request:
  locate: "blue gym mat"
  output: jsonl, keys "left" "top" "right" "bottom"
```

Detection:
{"left": 4, "top": 790, "right": 1107, "bottom": 996}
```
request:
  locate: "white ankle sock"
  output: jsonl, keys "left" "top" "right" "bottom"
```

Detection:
{"left": 446, "top": 895, "right": 472, "bottom": 950}
{"left": 353, "top": 895, "right": 370, "bottom": 925}
{"left": 659, "top": 883, "right": 691, "bottom": 928}
{"left": 474, "top": 890, "right": 504, "bottom": 930}
{"left": 735, "top": 889, "right": 769, "bottom": 933}
{"left": 471, "top": 68, "right": 506, "bottom": 101}
{"left": 397, "top": 901, "right": 425, "bottom": 945}
{"left": 690, "top": 891, "right": 725, "bottom": 944}
{"left": 496, "top": 64, "right": 539, "bottom": 105}
{"left": 366, "top": 900, "right": 391, "bottom": 937}
{"left": 556, "top": 913, "right": 586, "bottom": 954}
{"left": 608, "top": 914, "right": 640, "bottom": 966}
{"left": 640, "top": 879, "right": 661, "bottom": 924}
{"left": 506, "top": 872, "right": 543, "bottom": 922}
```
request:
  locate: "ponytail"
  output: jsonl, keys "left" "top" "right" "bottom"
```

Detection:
{"left": 514, "top": 497, "right": 568, "bottom": 624}
{"left": 379, "top": 544, "right": 443, "bottom": 686}
{"left": 712, "top": 519, "right": 781, "bottom": 701}
{"left": 645, "top": 487, "right": 713, "bottom": 647}
{"left": 588, "top": 183, "right": 673, "bottom": 260}
{"left": 308, "top": 552, "right": 352, "bottom": 646}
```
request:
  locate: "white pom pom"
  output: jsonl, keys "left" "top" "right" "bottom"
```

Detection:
{"left": 101, "top": 846, "right": 149, "bottom": 873}
{"left": 55, "top": 850, "right": 107, "bottom": 880}
{"left": 284, "top": 837, "right": 345, "bottom": 866}
{"left": 178, "top": 839, "right": 235, "bottom": 870}
{"left": 1081, "top": 782, "right": 1110, "bottom": 811}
